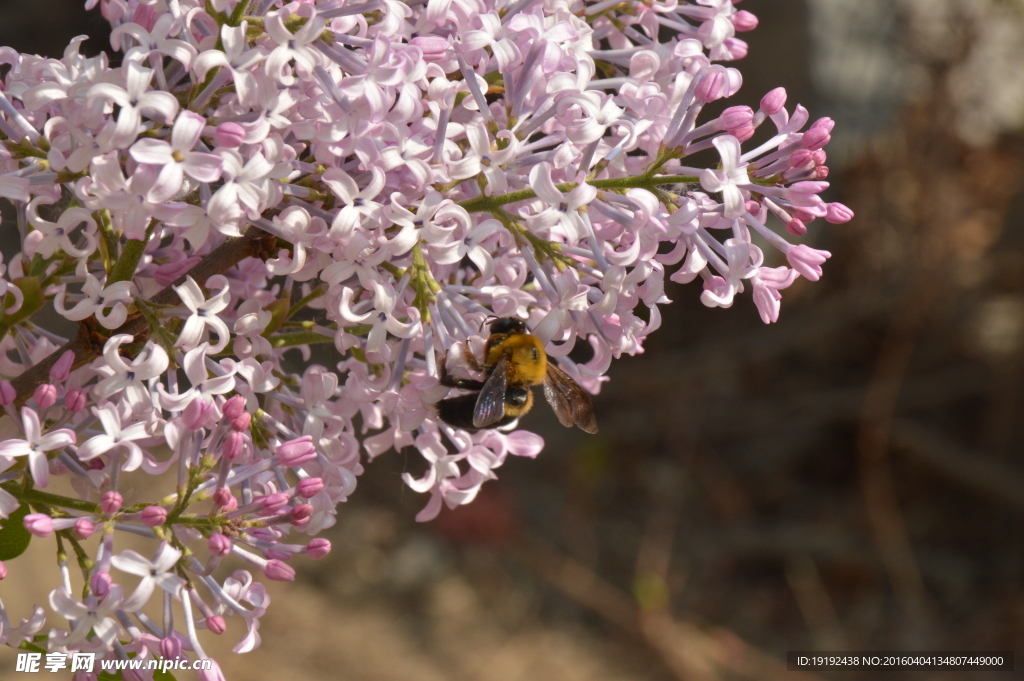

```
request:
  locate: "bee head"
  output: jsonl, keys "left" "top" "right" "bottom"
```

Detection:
{"left": 489, "top": 317, "right": 527, "bottom": 336}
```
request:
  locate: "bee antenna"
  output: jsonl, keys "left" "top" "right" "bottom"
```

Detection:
{"left": 482, "top": 315, "right": 498, "bottom": 331}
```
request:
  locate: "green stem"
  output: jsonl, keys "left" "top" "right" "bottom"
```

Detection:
{"left": 457, "top": 174, "right": 699, "bottom": 213}
{"left": 108, "top": 238, "right": 147, "bottom": 284}
{"left": 17, "top": 488, "right": 101, "bottom": 514}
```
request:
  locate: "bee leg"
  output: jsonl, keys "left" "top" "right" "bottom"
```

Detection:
{"left": 438, "top": 353, "right": 486, "bottom": 390}
{"left": 463, "top": 343, "right": 485, "bottom": 373}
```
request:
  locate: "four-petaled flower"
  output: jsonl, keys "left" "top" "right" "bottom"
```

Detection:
{"left": 0, "top": 407, "right": 76, "bottom": 488}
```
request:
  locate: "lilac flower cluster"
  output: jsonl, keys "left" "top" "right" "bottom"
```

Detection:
{"left": 0, "top": 0, "right": 851, "bottom": 676}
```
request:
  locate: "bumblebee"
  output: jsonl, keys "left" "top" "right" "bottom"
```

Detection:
{"left": 437, "top": 317, "right": 598, "bottom": 434}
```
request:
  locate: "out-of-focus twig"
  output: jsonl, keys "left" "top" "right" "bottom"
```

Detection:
{"left": 512, "top": 538, "right": 828, "bottom": 681}
{"left": 891, "top": 419, "right": 1024, "bottom": 509}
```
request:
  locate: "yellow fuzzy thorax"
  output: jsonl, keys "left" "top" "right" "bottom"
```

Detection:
{"left": 484, "top": 333, "right": 547, "bottom": 386}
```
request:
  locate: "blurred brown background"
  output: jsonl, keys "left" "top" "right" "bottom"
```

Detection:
{"left": 2, "top": 0, "right": 1024, "bottom": 679}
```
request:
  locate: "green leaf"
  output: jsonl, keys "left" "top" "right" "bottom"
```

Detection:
{"left": 98, "top": 670, "right": 123, "bottom": 681}
{"left": 0, "top": 482, "right": 32, "bottom": 561}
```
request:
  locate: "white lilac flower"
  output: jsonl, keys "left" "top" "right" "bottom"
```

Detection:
{"left": 0, "top": 407, "right": 75, "bottom": 488}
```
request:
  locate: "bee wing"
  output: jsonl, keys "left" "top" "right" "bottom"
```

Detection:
{"left": 543, "top": 362, "right": 598, "bottom": 434}
{"left": 473, "top": 354, "right": 510, "bottom": 429}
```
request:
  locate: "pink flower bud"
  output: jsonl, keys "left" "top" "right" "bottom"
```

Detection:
{"left": 410, "top": 35, "right": 450, "bottom": 59}
{"left": 160, "top": 636, "right": 181, "bottom": 660}
{"left": 206, "top": 615, "right": 226, "bottom": 635}
{"left": 276, "top": 435, "right": 316, "bottom": 467}
{"left": 154, "top": 257, "right": 201, "bottom": 288}
{"left": 825, "top": 202, "right": 854, "bottom": 224}
{"left": 759, "top": 87, "right": 787, "bottom": 115}
{"left": 809, "top": 117, "right": 835, "bottom": 133}
{"left": 215, "top": 122, "right": 246, "bottom": 148}
{"left": 231, "top": 412, "right": 251, "bottom": 432}
{"left": 222, "top": 431, "right": 245, "bottom": 460}
{"left": 695, "top": 70, "right": 725, "bottom": 103}
{"left": 264, "top": 559, "right": 296, "bottom": 582}
{"left": 222, "top": 395, "right": 246, "bottom": 420}
{"left": 73, "top": 517, "right": 95, "bottom": 539}
{"left": 306, "top": 538, "right": 331, "bottom": 560}
{"left": 731, "top": 9, "right": 758, "bottom": 31}
{"left": 0, "top": 560, "right": 7, "bottom": 579}
{"left": 731, "top": 125, "right": 755, "bottom": 143}
{"left": 789, "top": 149, "right": 813, "bottom": 169}
{"left": 815, "top": 165, "right": 830, "bottom": 179}
{"left": 209, "top": 533, "right": 232, "bottom": 557}
{"left": 212, "top": 487, "right": 237, "bottom": 510}
{"left": 141, "top": 505, "right": 168, "bottom": 527}
{"left": 182, "top": 398, "right": 215, "bottom": 431}
{"left": 723, "top": 38, "right": 748, "bottom": 60}
{"left": 24, "top": 513, "right": 54, "bottom": 537}
{"left": 0, "top": 380, "right": 15, "bottom": 405}
{"left": 33, "top": 384, "right": 57, "bottom": 410}
{"left": 131, "top": 3, "right": 156, "bottom": 31}
{"left": 785, "top": 218, "right": 807, "bottom": 236}
{"left": 719, "top": 106, "right": 753, "bottom": 131}
{"left": 64, "top": 387, "right": 88, "bottom": 413}
{"left": 786, "top": 244, "right": 831, "bottom": 281}
{"left": 50, "top": 350, "right": 75, "bottom": 384}
{"left": 297, "top": 477, "right": 324, "bottom": 498}
{"left": 291, "top": 503, "right": 313, "bottom": 524}
{"left": 100, "top": 491, "right": 123, "bottom": 514}
{"left": 801, "top": 127, "right": 830, "bottom": 150}
{"left": 91, "top": 571, "right": 112, "bottom": 597}
{"left": 260, "top": 493, "right": 290, "bottom": 513}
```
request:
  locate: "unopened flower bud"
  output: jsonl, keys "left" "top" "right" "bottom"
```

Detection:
{"left": 264, "top": 559, "right": 296, "bottom": 581}
{"left": 260, "top": 493, "right": 289, "bottom": 513}
{"left": 100, "top": 491, "right": 123, "bottom": 514}
{"left": 33, "top": 384, "right": 57, "bottom": 410}
{"left": 785, "top": 219, "right": 807, "bottom": 236}
{"left": 291, "top": 503, "right": 313, "bottom": 524}
{"left": 695, "top": 70, "right": 725, "bottom": 103}
{"left": 731, "top": 10, "right": 758, "bottom": 31}
{"left": 160, "top": 636, "right": 181, "bottom": 660}
{"left": 276, "top": 435, "right": 316, "bottom": 467}
{"left": 297, "top": 477, "right": 324, "bottom": 498}
{"left": 222, "top": 394, "right": 246, "bottom": 420}
{"left": 0, "top": 380, "right": 14, "bottom": 405}
{"left": 24, "top": 513, "right": 54, "bottom": 537}
{"left": 91, "top": 571, "right": 113, "bottom": 597}
{"left": 306, "top": 538, "right": 331, "bottom": 560}
{"left": 50, "top": 350, "right": 75, "bottom": 384}
{"left": 153, "top": 257, "right": 201, "bottom": 288}
{"left": 801, "top": 127, "right": 830, "bottom": 150}
{"left": 215, "top": 122, "right": 246, "bottom": 148}
{"left": 209, "top": 533, "right": 232, "bottom": 557}
{"left": 222, "top": 431, "right": 245, "bottom": 460}
{"left": 64, "top": 387, "right": 88, "bottom": 413}
{"left": 182, "top": 398, "right": 215, "bottom": 431}
{"left": 231, "top": 412, "right": 251, "bottom": 432}
{"left": 0, "top": 560, "right": 7, "bottom": 579}
{"left": 719, "top": 106, "right": 753, "bottom": 131}
{"left": 825, "top": 202, "right": 854, "bottom": 224}
{"left": 213, "top": 488, "right": 237, "bottom": 510}
{"left": 759, "top": 87, "right": 787, "bottom": 115}
{"left": 141, "top": 505, "right": 168, "bottom": 527}
{"left": 206, "top": 615, "right": 226, "bottom": 635}
{"left": 73, "top": 517, "right": 95, "bottom": 539}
